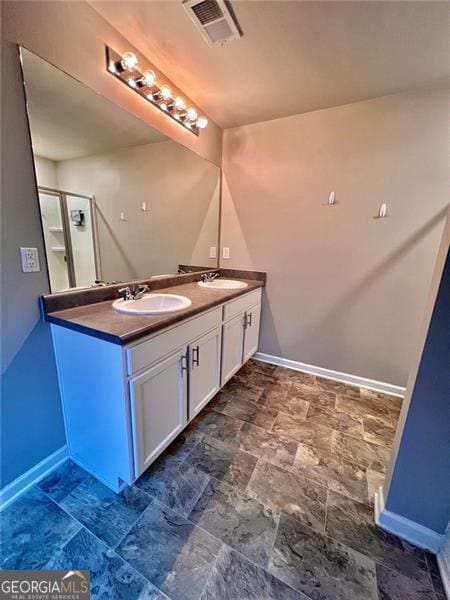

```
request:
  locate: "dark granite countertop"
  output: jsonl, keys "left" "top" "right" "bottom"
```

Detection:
{"left": 46, "top": 279, "right": 264, "bottom": 345}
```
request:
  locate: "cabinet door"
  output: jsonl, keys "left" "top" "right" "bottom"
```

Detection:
{"left": 243, "top": 304, "right": 261, "bottom": 363}
{"left": 221, "top": 312, "right": 245, "bottom": 386}
{"left": 130, "top": 348, "right": 187, "bottom": 478}
{"left": 189, "top": 326, "right": 222, "bottom": 420}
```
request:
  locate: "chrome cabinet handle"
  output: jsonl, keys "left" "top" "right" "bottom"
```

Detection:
{"left": 246, "top": 312, "right": 252, "bottom": 328}
{"left": 192, "top": 345, "right": 200, "bottom": 367}
{"left": 181, "top": 354, "right": 188, "bottom": 374}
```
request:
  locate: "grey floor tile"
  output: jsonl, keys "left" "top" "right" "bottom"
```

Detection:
{"left": 223, "top": 377, "right": 265, "bottom": 402}
{"left": 287, "top": 384, "right": 336, "bottom": 408}
{"left": 239, "top": 422, "right": 298, "bottom": 469}
{"left": 221, "top": 396, "right": 279, "bottom": 429}
{"left": 273, "top": 366, "right": 316, "bottom": 387}
{"left": 135, "top": 453, "right": 210, "bottom": 517}
{"left": 200, "top": 544, "right": 309, "bottom": 600}
{"left": 293, "top": 443, "right": 368, "bottom": 504}
{"left": 315, "top": 377, "right": 361, "bottom": 399}
{"left": 336, "top": 394, "right": 398, "bottom": 426}
{"left": 186, "top": 434, "right": 257, "bottom": 489}
{"left": 45, "top": 529, "right": 165, "bottom": 600}
{"left": 206, "top": 390, "right": 231, "bottom": 413}
{"left": 45, "top": 527, "right": 164, "bottom": 599}
{"left": 362, "top": 414, "right": 396, "bottom": 447}
{"left": 376, "top": 563, "right": 435, "bottom": 600}
{"left": 273, "top": 413, "right": 334, "bottom": 452}
{"left": 306, "top": 402, "right": 364, "bottom": 437}
{"left": 269, "top": 512, "right": 378, "bottom": 600}
{"left": 0, "top": 486, "right": 81, "bottom": 569}
{"left": 235, "top": 369, "right": 279, "bottom": 389}
{"left": 248, "top": 460, "right": 327, "bottom": 533}
{"left": 0, "top": 361, "right": 416, "bottom": 600}
{"left": 60, "top": 476, "right": 152, "bottom": 548}
{"left": 425, "top": 551, "right": 447, "bottom": 597}
{"left": 189, "top": 478, "right": 279, "bottom": 568}
{"left": 190, "top": 409, "right": 244, "bottom": 441}
{"left": 360, "top": 387, "right": 403, "bottom": 411}
{"left": 117, "top": 500, "right": 222, "bottom": 600}
{"left": 245, "top": 358, "right": 278, "bottom": 376}
{"left": 258, "top": 385, "right": 310, "bottom": 419}
{"left": 325, "top": 491, "right": 431, "bottom": 585}
{"left": 367, "top": 469, "right": 385, "bottom": 506}
{"left": 38, "top": 459, "right": 90, "bottom": 502}
{"left": 161, "top": 426, "right": 204, "bottom": 461}
{"left": 331, "top": 430, "right": 392, "bottom": 472}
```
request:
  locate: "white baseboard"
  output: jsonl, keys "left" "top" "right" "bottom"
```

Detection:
{"left": 0, "top": 446, "right": 68, "bottom": 511}
{"left": 437, "top": 550, "right": 450, "bottom": 599}
{"left": 254, "top": 352, "right": 405, "bottom": 397}
{"left": 374, "top": 485, "right": 443, "bottom": 554}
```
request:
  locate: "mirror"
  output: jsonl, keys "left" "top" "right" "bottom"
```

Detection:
{"left": 20, "top": 47, "right": 221, "bottom": 293}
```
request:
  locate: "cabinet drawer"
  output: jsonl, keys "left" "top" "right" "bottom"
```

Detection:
{"left": 223, "top": 288, "right": 262, "bottom": 322}
{"left": 126, "top": 306, "right": 222, "bottom": 375}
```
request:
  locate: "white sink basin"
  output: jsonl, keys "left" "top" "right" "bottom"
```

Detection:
{"left": 112, "top": 293, "right": 192, "bottom": 315}
{"left": 198, "top": 279, "right": 248, "bottom": 290}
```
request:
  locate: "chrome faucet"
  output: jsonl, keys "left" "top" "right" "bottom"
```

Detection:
{"left": 201, "top": 272, "right": 220, "bottom": 283}
{"left": 118, "top": 284, "right": 149, "bottom": 301}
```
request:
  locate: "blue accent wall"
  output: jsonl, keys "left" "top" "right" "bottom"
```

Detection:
{"left": 1, "top": 322, "right": 66, "bottom": 487}
{"left": 386, "top": 250, "right": 450, "bottom": 533}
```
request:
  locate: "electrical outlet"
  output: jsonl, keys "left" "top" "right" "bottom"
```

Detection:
{"left": 222, "top": 247, "right": 230, "bottom": 259}
{"left": 209, "top": 246, "right": 217, "bottom": 259}
{"left": 20, "top": 247, "right": 40, "bottom": 273}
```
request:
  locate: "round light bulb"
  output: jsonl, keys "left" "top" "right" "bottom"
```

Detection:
{"left": 159, "top": 102, "right": 168, "bottom": 111}
{"left": 121, "top": 51, "right": 138, "bottom": 71}
{"left": 142, "top": 70, "right": 156, "bottom": 87}
{"left": 196, "top": 116, "right": 208, "bottom": 129}
{"left": 186, "top": 107, "right": 198, "bottom": 122}
{"left": 174, "top": 96, "right": 186, "bottom": 110}
{"left": 160, "top": 86, "right": 172, "bottom": 100}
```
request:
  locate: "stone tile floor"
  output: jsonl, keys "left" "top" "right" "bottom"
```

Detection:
{"left": 1, "top": 359, "right": 446, "bottom": 599}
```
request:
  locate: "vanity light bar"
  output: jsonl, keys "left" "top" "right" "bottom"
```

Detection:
{"left": 106, "top": 47, "right": 208, "bottom": 136}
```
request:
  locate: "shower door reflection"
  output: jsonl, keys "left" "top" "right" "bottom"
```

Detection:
{"left": 38, "top": 187, "right": 99, "bottom": 292}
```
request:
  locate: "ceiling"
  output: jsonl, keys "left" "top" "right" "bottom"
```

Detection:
{"left": 21, "top": 48, "right": 168, "bottom": 162}
{"left": 90, "top": 1, "right": 449, "bottom": 129}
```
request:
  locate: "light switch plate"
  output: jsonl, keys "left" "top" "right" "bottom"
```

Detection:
{"left": 222, "top": 247, "right": 230, "bottom": 259}
{"left": 209, "top": 246, "right": 217, "bottom": 259}
{"left": 20, "top": 247, "right": 40, "bottom": 272}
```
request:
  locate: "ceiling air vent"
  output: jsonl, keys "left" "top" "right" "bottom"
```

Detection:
{"left": 183, "top": 0, "right": 241, "bottom": 47}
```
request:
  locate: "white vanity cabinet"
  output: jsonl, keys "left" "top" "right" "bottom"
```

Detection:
{"left": 188, "top": 326, "right": 222, "bottom": 420}
{"left": 243, "top": 304, "right": 261, "bottom": 363}
{"left": 221, "top": 313, "right": 246, "bottom": 384}
{"left": 51, "top": 287, "right": 261, "bottom": 492}
{"left": 221, "top": 289, "right": 262, "bottom": 385}
{"left": 129, "top": 348, "right": 187, "bottom": 476}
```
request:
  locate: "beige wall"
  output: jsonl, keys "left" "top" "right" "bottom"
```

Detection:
{"left": 57, "top": 140, "right": 220, "bottom": 281}
{"left": 221, "top": 87, "right": 449, "bottom": 386}
{"left": 34, "top": 156, "right": 58, "bottom": 188}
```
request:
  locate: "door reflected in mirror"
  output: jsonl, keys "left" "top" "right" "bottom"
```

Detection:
{"left": 20, "top": 47, "right": 220, "bottom": 293}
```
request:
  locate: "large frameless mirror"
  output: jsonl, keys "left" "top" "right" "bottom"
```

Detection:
{"left": 20, "top": 47, "right": 221, "bottom": 293}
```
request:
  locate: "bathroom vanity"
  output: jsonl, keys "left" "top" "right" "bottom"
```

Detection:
{"left": 45, "top": 277, "right": 263, "bottom": 492}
